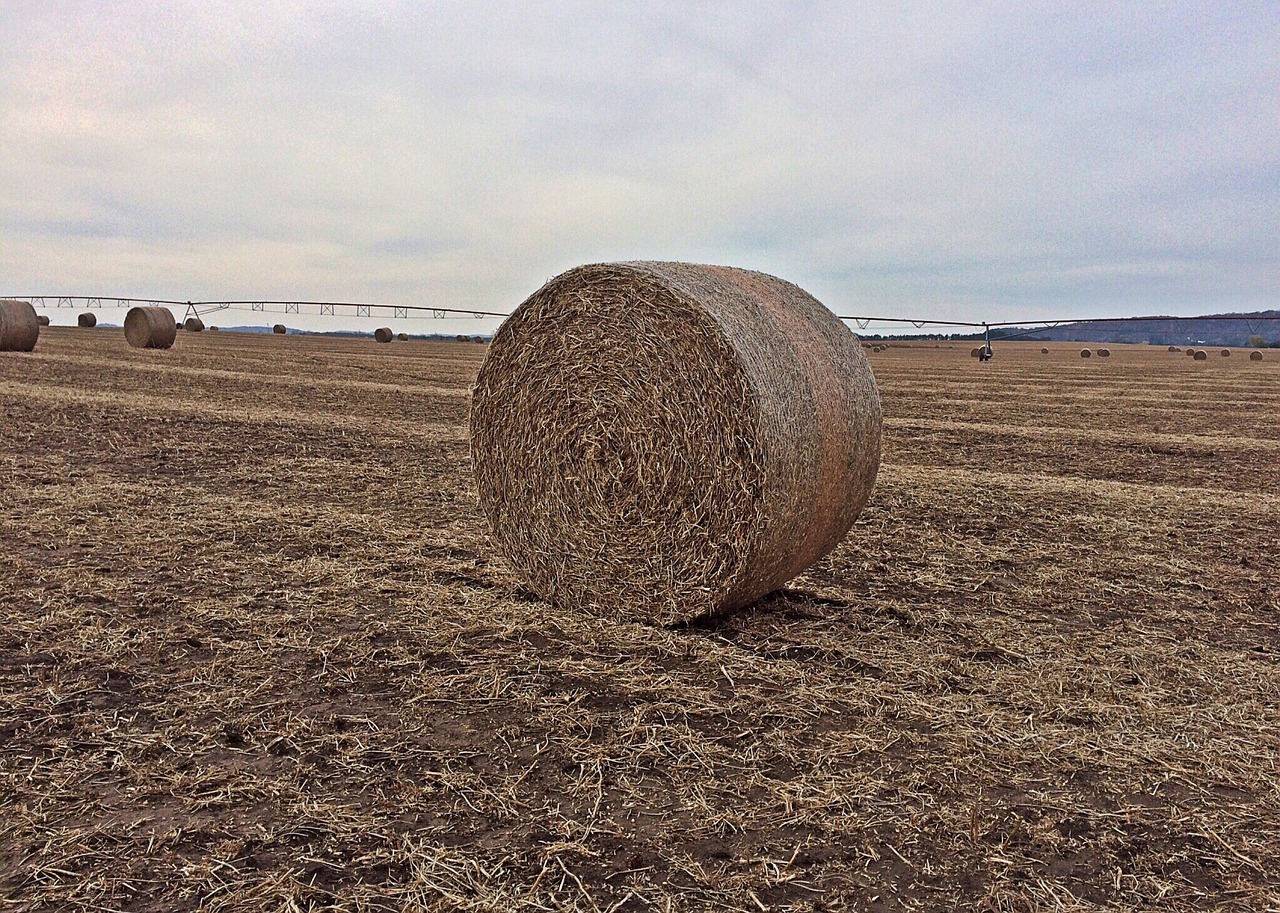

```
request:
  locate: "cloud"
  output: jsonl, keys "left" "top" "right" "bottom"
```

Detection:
{"left": 2, "top": 1, "right": 1276, "bottom": 332}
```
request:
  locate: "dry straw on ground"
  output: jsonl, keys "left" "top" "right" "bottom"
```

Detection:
{"left": 1081, "top": 349, "right": 1092, "bottom": 358}
{"left": 273, "top": 324, "right": 287, "bottom": 334}
{"left": 471, "top": 261, "right": 882, "bottom": 625}
{"left": 1252, "top": 350, "right": 1265, "bottom": 361}
{"left": 124, "top": 306, "right": 177, "bottom": 350}
{"left": 78, "top": 312, "right": 97, "bottom": 328}
{"left": 375, "top": 327, "right": 394, "bottom": 343}
{"left": 0, "top": 299, "right": 40, "bottom": 352}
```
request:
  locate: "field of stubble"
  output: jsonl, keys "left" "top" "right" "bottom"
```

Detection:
{"left": 2, "top": 327, "right": 1278, "bottom": 912}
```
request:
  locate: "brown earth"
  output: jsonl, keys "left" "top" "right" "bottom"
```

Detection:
{"left": 1, "top": 329, "right": 1278, "bottom": 911}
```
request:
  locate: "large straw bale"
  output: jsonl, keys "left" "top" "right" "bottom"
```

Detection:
{"left": 1193, "top": 349, "right": 1208, "bottom": 361}
{"left": 124, "top": 306, "right": 177, "bottom": 350}
{"left": 78, "top": 312, "right": 97, "bottom": 328}
{"left": 1220, "top": 349, "right": 1231, "bottom": 357}
{"left": 970, "top": 347, "right": 981, "bottom": 358}
{"left": 1097, "top": 348, "right": 1111, "bottom": 357}
{"left": 1168, "top": 345, "right": 1181, "bottom": 352}
{"left": 38, "top": 315, "right": 50, "bottom": 327}
{"left": 273, "top": 324, "right": 287, "bottom": 334}
{"left": 0, "top": 300, "right": 40, "bottom": 352}
{"left": 398, "top": 333, "right": 409, "bottom": 341}
{"left": 470, "top": 261, "right": 883, "bottom": 624}
{"left": 374, "top": 327, "right": 393, "bottom": 343}
{"left": 184, "top": 317, "right": 204, "bottom": 333}
{"left": 1041, "top": 347, "right": 1049, "bottom": 354}
{"left": 1250, "top": 350, "right": 1264, "bottom": 361}
{"left": 1081, "top": 349, "right": 1092, "bottom": 358}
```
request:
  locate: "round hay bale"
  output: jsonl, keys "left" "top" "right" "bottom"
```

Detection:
{"left": 38, "top": 314, "right": 50, "bottom": 327}
{"left": 78, "top": 312, "right": 97, "bottom": 328}
{"left": 397, "top": 332, "right": 409, "bottom": 341}
{"left": 1193, "top": 349, "right": 1207, "bottom": 361}
{"left": 1097, "top": 348, "right": 1111, "bottom": 357}
{"left": 1041, "top": 347, "right": 1049, "bottom": 354}
{"left": 1081, "top": 348, "right": 1092, "bottom": 358}
{"left": 209, "top": 326, "right": 218, "bottom": 332}
{"left": 124, "top": 306, "right": 177, "bottom": 350}
{"left": 470, "top": 261, "right": 882, "bottom": 624}
{"left": 970, "top": 347, "right": 981, "bottom": 358}
{"left": 184, "top": 317, "right": 204, "bottom": 333}
{"left": 1168, "top": 345, "right": 1181, "bottom": 352}
{"left": 1185, "top": 348, "right": 1195, "bottom": 356}
{"left": 273, "top": 324, "right": 287, "bottom": 335}
{"left": 374, "top": 327, "right": 393, "bottom": 343}
{"left": 0, "top": 299, "right": 40, "bottom": 352}
{"left": 1250, "top": 350, "right": 1264, "bottom": 361}
{"left": 1220, "top": 349, "right": 1231, "bottom": 357}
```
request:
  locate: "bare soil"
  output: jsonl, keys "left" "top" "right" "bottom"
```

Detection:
{"left": 2, "top": 329, "right": 1277, "bottom": 911}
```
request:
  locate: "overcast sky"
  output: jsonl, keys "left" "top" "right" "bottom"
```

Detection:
{"left": 2, "top": 1, "right": 1275, "bottom": 333}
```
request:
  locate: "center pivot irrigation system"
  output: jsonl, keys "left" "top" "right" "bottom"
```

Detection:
{"left": 6, "top": 295, "right": 1276, "bottom": 349}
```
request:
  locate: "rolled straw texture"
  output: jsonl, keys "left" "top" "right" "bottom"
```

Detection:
{"left": 1097, "top": 348, "right": 1111, "bottom": 357}
{"left": 1081, "top": 349, "right": 1092, "bottom": 358}
{"left": 374, "top": 327, "right": 393, "bottom": 343}
{"left": 0, "top": 300, "right": 40, "bottom": 352}
{"left": 184, "top": 317, "right": 204, "bottom": 333}
{"left": 38, "top": 315, "right": 50, "bottom": 327}
{"left": 273, "top": 324, "right": 287, "bottom": 334}
{"left": 1193, "top": 350, "right": 1208, "bottom": 361}
{"left": 470, "top": 261, "right": 882, "bottom": 624}
{"left": 1251, "top": 351, "right": 1264, "bottom": 361}
{"left": 124, "top": 307, "right": 177, "bottom": 350}
{"left": 78, "top": 312, "right": 97, "bottom": 328}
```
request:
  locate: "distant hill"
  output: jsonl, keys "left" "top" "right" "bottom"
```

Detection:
{"left": 1017, "top": 310, "right": 1280, "bottom": 347}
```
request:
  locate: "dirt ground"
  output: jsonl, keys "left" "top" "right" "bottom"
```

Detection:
{"left": 2, "top": 327, "right": 1277, "bottom": 911}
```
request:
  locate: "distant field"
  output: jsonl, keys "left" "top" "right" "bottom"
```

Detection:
{"left": 2, "top": 329, "right": 1278, "bottom": 911}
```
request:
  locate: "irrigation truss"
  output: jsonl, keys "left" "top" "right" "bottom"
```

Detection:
{"left": 5, "top": 295, "right": 1277, "bottom": 343}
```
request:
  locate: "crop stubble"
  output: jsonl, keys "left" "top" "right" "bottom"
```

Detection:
{"left": 1, "top": 330, "right": 1278, "bottom": 911}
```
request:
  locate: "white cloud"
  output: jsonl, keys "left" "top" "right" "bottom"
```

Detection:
{"left": 2, "top": 0, "right": 1276, "bottom": 332}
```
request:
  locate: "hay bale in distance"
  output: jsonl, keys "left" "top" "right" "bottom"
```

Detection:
{"left": 1041, "top": 347, "right": 1049, "bottom": 354}
{"left": 38, "top": 315, "right": 50, "bottom": 327}
{"left": 1250, "top": 350, "right": 1264, "bottom": 361}
{"left": 374, "top": 327, "right": 394, "bottom": 343}
{"left": 1193, "top": 349, "right": 1208, "bottom": 361}
{"left": 1081, "top": 349, "right": 1092, "bottom": 358}
{"left": 397, "top": 333, "right": 409, "bottom": 341}
{"left": 0, "top": 299, "right": 40, "bottom": 352}
{"left": 209, "top": 326, "right": 219, "bottom": 332}
{"left": 184, "top": 317, "right": 204, "bottom": 333}
{"left": 124, "top": 306, "right": 177, "bottom": 350}
{"left": 1220, "top": 349, "right": 1231, "bottom": 357}
{"left": 1097, "top": 348, "right": 1111, "bottom": 357}
{"left": 970, "top": 347, "right": 981, "bottom": 358}
{"left": 273, "top": 324, "right": 287, "bottom": 335}
{"left": 1169, "top": 345, "right": 1181, "bottom": 352}
{"left": 78, "top": 312, "right": 97, "bottom": 328}
{"left": 471, "top": 261, "right": 882, "bottom": 625}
